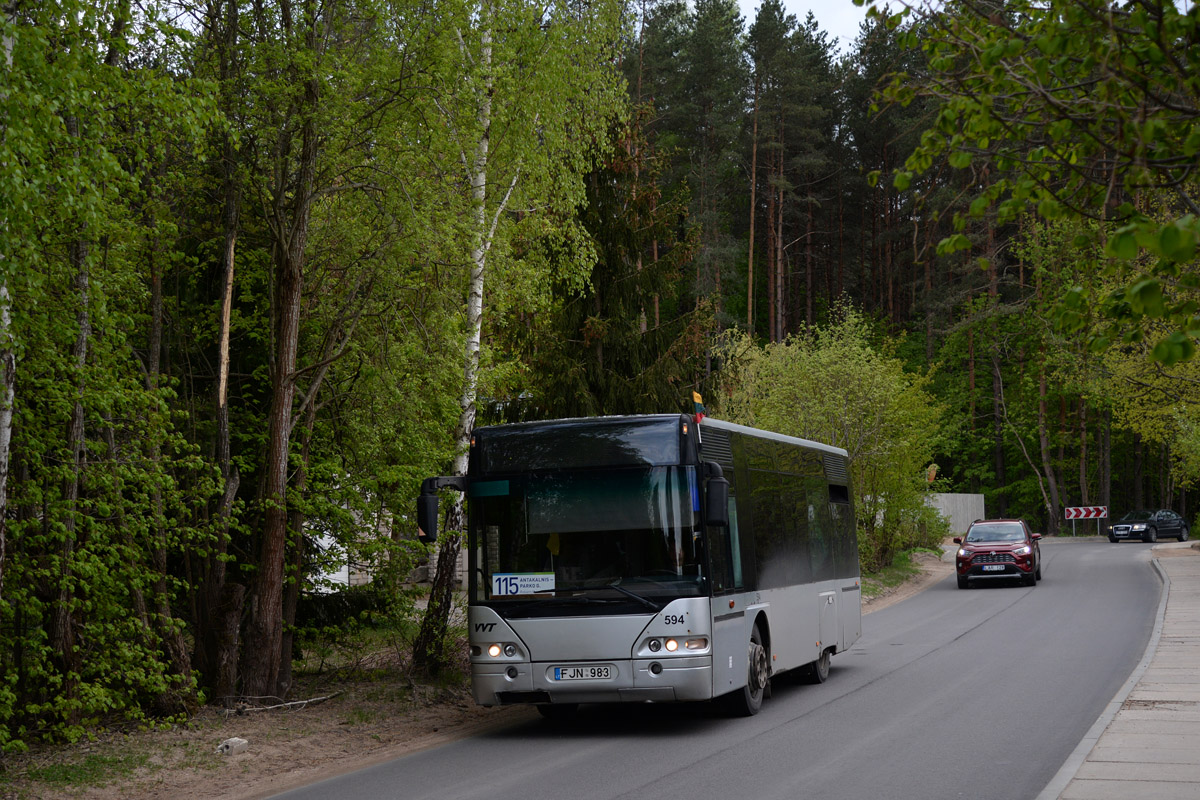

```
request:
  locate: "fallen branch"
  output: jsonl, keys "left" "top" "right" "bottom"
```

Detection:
{"left": 225, "top": 692, "right": 343, "bottom": 716}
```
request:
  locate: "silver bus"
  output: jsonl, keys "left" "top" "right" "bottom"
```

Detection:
{"left": 417, "top": 414, "right": 861, "bottom": 718}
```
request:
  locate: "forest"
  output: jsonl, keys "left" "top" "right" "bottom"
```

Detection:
{"left": 0, "top": 0, "right": 1197, "bottom": 748}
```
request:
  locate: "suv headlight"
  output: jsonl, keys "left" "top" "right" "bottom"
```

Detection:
{"left": 1013, "top": 545, "right": 1032, "bottom": 556}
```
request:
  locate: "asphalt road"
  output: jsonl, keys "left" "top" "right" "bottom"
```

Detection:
{"left": 275, "top": 539, "right": 1160, "bottom": 800}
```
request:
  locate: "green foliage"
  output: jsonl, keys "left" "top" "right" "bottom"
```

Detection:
{"left": 874, "top": 0, "right": 1200, "bottom": 361}
{"left": 518, "top": 108, "right": 712, "bottom": 418}
{"left": 1, "top": 1, "right": 220, "bottom": 750}
{"left": 714, "top": 304, "right": 947, "bottom": 569}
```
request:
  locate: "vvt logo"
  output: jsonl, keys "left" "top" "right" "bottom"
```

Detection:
{"left": 474, "top": 622, "right": 497, "bottom": 633}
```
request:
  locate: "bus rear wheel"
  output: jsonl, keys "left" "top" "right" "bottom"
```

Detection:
{"left": 801, "top": 648, "right": 831, "bottom": 684}
{"left": 724, "top": 622, "right": 768, "bottom": 717}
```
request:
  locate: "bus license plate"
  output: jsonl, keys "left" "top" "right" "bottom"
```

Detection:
{"left": 554, "top": 665, "right": 611, "bottom": 681}
{"left": 983, "top": 565, "right": 1005, "bottom": 572}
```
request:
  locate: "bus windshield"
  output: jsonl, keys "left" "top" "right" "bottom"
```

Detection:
{"left": 469, "top": 466, "right": 704, "bottom": 611}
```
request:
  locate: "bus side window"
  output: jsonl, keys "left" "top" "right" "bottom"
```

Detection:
{"left": 728, "top": 498, "right": 743, "bottom": 589}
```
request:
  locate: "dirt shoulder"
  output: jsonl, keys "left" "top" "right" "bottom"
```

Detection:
{"left": 861, "top": 548, "right": 953, "bottom": 613}
{"left": 1, "top": 556, "right": 954, "bottom": 800}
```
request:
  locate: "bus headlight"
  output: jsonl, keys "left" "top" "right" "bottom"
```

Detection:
{"left": 648, "top": 639, "right": 662, "bottom": 652}
{"left": 488, "top": 644, "right": 502, "bottom": 658}
{"left": 665, "top": 638, "right": 679, "bottom": 652}
{"left": 685, "top": 638, "right": 708, "bottom": 651}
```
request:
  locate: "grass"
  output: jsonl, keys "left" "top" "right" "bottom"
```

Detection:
{"left": 860, "top": 549, "right": 937, "bottom": 600}
{"left": 2, "top": 750, "right": 149, "bottom": 795}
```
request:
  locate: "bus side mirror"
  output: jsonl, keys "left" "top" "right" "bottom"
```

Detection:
{"left": 417, "top": 493, "right": 439, "bottom": 543}
{"left": 706, "top": 476, "right": 729, "bottom": 527}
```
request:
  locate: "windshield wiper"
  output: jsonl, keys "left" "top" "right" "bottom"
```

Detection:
{"left": 607, "top": 580, "right": 662, "bottom": 612}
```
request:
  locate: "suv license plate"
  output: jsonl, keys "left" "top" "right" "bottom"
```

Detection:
{"left": 554, "top": 665, "right": 611, "bottom": 681}
{"left": 983, "top": 565, "right": 1005, "bottom": 572}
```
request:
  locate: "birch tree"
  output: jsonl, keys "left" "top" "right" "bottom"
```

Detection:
{"left": 0, "top": 4, "right": 15, "bottom": 601}
{"left": 411, "top": 0, "right": 627, "bottom": 673}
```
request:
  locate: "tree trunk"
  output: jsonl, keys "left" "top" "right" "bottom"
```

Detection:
{"left": 243, "top": 19, "right": 321, "bottom": 697}
{"left": 924, "top": 217, "right": 934, "bottom": 362}
{"left": 991, "top": 351, "right": 1006, "bottom": 517}
{"left": 775, "top": 168, "right": 784, "bottom": 340}
{"left": 1162, "top": 443, "right": 1172, "bottom": 508}
{"left": 0, "top": 7, "right": 15, "bottom": 601}
{"left": 198, "top": 0, "right": 244, "bottom": 696}
{"left": 805, "top": 195, "right": 813, "bottom": 327}
{"left": 775, "top": 115, "right": 785, "bottom": 340}
{"left": 1038, "top": 353, "right": 1061, "bottom": 535}
{"left": 1133, "top": 433, "right": 1144, "bottom": 509}
{"left": 144, "top": 234, "right": 195, "bottom": 707}
{"left": 1100, "top": 407, "right": 1112, "bottom": 516}
{"left": 747, "top": 77, "right": 758, "bottom": 336}
{"left": 415, "top": 7, "right": 507, "bottom": 675}
{"left": 1078, "top": 400, "right": 1089, "bottom": 505}
{"left": 883, "top": 141, "right": 893, "bottom": 320}
{"left": 765, "top": 148, "right": 776, "bottom": 342}
{"left": 278, "top": 401, "right": 316, "bottom": 699}
{"left": 967, "top": 328, "right": 976, "bottom": 432}
{"left": 837, "top": 170, "right": 844, "bottom": 299}
{"left": 0, "top": 277, "right": 10, "bottom": 601}
{"left": 52, "top": 169, "right": 89, "bottom": 723}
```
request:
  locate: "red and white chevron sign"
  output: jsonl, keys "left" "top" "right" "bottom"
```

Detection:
{"left": 1065, "top": 506, "right": 1108, "bottom": 519}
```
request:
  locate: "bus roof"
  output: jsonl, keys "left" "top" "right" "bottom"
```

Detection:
{"left": 698, "top": 417, "right": 849, "bottom": 459}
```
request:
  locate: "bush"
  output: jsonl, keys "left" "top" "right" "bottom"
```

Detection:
{"left": 715, "top": 303, "right": 946, "bottom": 573}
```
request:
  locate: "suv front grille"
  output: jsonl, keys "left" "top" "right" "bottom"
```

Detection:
{"left": 973, "top": 553, "right": 1016, "bottom": 564}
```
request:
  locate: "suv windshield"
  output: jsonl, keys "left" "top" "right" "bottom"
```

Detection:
{"left": 965, "top": 523, "right": 1025, "bottom": 543}
{"left": 468, "top": 466, "right": 704, "bottom": 614}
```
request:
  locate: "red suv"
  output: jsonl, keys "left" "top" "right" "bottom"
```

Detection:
{"left": 954, "top": 519, "right": 1043, "bottom": 589}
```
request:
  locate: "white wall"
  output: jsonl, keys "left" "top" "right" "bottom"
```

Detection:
{"left": 927, "top": 493, "right": 987, "bottom": 535}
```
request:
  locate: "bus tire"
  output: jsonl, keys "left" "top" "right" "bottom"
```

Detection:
{"left": 724, "top": 622, "right": 768, "bottom": 717}
{"left": 801, "top": 648, "right": 831, "bottom": 684}
{"left": 536, "top": 703, "right": 579, "bottom": 723}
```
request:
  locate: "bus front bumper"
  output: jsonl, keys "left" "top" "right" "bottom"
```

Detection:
{"left": 472, "top": 656, "right": 713, "bottom": 706}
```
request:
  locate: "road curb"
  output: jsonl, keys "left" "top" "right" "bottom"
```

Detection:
{"left": 1034, "top": 555, "right": 1170, "bottom": 800}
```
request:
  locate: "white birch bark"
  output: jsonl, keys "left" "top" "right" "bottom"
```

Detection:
{"left": 455, "top": 14, "right": 491, "bottom": 480}
{"left": 417, "top": 1, "right": 523, "bottom": 671}
{"left": 0, "top": 11, "right": 13, "bottom": 598}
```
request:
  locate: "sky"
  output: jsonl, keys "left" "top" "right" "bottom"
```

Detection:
{"left": 736, "top": 0, "right": 875, "bottom": 55}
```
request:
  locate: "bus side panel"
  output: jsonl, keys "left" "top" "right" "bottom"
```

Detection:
{"left": 711, "top": 608, "right": 748, "bottom": 698}
{"left": 760, "top": 586, "right": 818, "bottom": 673}
{"left": 818, "top": 590, "right": 837, "bottom": 653}
{"left": 841, "top": 583, "right": 862, "bottom": 650}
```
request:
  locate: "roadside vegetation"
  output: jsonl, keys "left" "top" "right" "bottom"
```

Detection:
{"left": 1, "top": 0, "right": 1197, "bottom": 754}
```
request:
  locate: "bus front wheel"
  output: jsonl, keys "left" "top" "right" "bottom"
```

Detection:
{"left": 725, "top": 622, "right": 768, "bottom": 717}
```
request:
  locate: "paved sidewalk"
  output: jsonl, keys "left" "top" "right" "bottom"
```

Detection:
{"left": 1039, "top": 541, "right": 1200, "bottom": 800}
